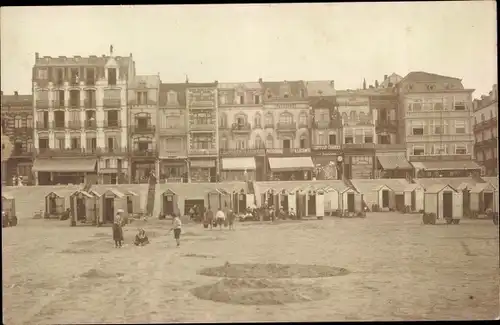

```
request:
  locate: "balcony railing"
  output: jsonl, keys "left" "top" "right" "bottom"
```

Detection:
{"left": 68, "top": 121, "right": 82, "bottom": 130}
{"left": 36, "top": 148, "right": 96, "bottom": 157}
{"left": 96, "top": 147, "right": 129, "bottom": 156}
{"left": 85, "top": 79, "right": 96, "bottom": 86}
{"left": 11, "top": 149, "right": 33, "bottom": 158}
{"left": 266, "top": 148, "right": 311, "bottom": 155}
{"left": 159, "top": 125, "right": 186, "bottom": 135}
{"left": 474, "top": 117, "right": 497, "bottom": 132}
{"left": 190, "top": 123, "right": 215, "bottom": 132}
{"left": 298, "top": 121, "right": 309, "bottom": 129}
{"left": 130, "top": 149, "right": 158, "bottom": 157}
{"left": 159, "top": 150, "right": 187, "bottom": 158}
{"left": 35, "top": 121, "right": 50, "bottom": 130}
{"left": 474, "top": 137, "right": 498, "bottom": 148}
{"left": 68, "top": 101, "right": 81, "bottom": 109}
{"left": 103, "top": 120, "right": 121, "bottom": 128}
{"left": 188, "top": 148, "right": 217, "bottom": 156}
{"left": 13, "top": 127, "right": 34, "bottom": 135}
{"left": 84, "top": 99, "right": 97, "bottom": 109}
{"left": 253, "top": 123, "right": 263, "bottom": 129}
{"left": 130, "top": 124, "right": 156, "bottom": 134}
{"left": 343, "top": 143, "right": 376, "bottom": 150}
{"left": 313, "top": 120, "right": 342, "bottom": 129}
{"left": 276, "top": 122, "right": 297, "bottom": 131}
{"left": 103, "top": 98, "right": 121, "bottom": 108}
{"left": 375, "top": 119, "right": 398, "bottom": 132}
{"left": 52, "top": 100, "right": 65, "bottom": 109}
{"left": 50, "top": 121, "right": 66, "bottom": 130}
{"left": 231, "top": 123, "right": 251, "bottom": 133}
{"left": 83, "top": 120, "right": 97, "bottom": 129}
{"left": 264, "top": 122, "right": 274, "bottom": 129}
{"left": 374, "top": 143, "right": 406, "bottom": 150}
{"left": 36, "top": 100, "right": 50, "bottom": 109}
{"left": 220, "top": 148, "right": 266, "bottom": 157}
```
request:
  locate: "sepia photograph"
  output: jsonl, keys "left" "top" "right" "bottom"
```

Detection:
{"left": 1, "top": 2, "right": 498, "bottom": 323}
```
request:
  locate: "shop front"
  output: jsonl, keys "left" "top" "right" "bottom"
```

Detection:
{"left": 411, "top": 159, "right": 481, "bottom": 178}
{"left": 311, "top": 145, "right": 342, "bottom": 180}
{"left": 267, "top": 156, "right": 315, "bottom": 181}
{"left": 375, "top": 152, "right": 413, "bottom": 179}
{"left": 160, "top": 159, "right": 188, "bottom": 183}
{"left": 189, "top": 158, "right": 217, "bottom": 183}
{"left": 221, "top": 157, "right": 257, "bottom": 182}
{"left": 342, "top": 144, "right": 376, "bottom": 179}
{"left": 32, "top": 158, "right": 97, "bottom": 185}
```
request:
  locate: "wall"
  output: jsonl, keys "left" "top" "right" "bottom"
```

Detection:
{"left": 262, "top": 102, "right": 310, "bottom": 148}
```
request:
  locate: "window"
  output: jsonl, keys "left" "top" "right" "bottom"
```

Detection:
{"left": 137, "top": 141, "right": 150, "bottom": 151}
{"left": 379, "top": 134, "right": 390, "bottom": 144}
{"left": 167, "top": 92, "right": 177, "bottom": 104}
{"left": 137, "top": 91, "right": 147, "bottom": 105}
{"left": 455, "top": 144, "right": 467, "bottom": 155}
{"left": 107, "top": 110, "right": 119, "bottom": 127}
{"left": 219, "top": 94, "right": 226, "bottom": 105}
{"left": 53, "top": 111, "right": 65, "bottom": 128}
{"left": 236, "top": 139, "right": 247, "bottom": 149}
{"left": 265, "top": 113, "right": 273, "bottom": 126}
{"left": 409, "top": 101, "right": 422, "bottom": 112}
{"left": 14, "top": 116, "right": 22, "bottom": 128}
{"left": 71, "top": 137, "right": 80, "bottom": 149}
{"left": 432, "top": 144, "right": 447, "bottom": 155}
{"left": 219, "top": 113, "right": 227, "bottom": 128}
{"left": 254, "top": 95, "right": 260, "bottom": 104}
{"left": 105, "top": 159, "right": 111, "bottom": 169}
{"left": 108, "top": 68, "right": 117, "bottom": 86}
{"left": 38, "top": 138, "right": 49, "bottom": 149}
{"left": 318, "top": 133, "right": 325, "bottom": 145}
{"left": 477, "top": 151, "right": 484, "bottom": 161}
{"left": 235, "top": 116, "right": 245, "bottom": 126}
{"left": 107, "top": 137, "right": 117, "bottom": 150}
{"left": 354, "top": 129, "right": 363, "bottom": 144}
{"left": 345, "top": 136, "right": 354, "bottom": 144}
{"left": 254, "top": 113, "right": 261, "bottom": 127}
{"left": 300, "top": 89, "right": 305, "bottom": 98}
{"left": 238, "top": 94, "right": 244, "bottom": 105}
{"left": 37, "top": 68, "right": 48, "bottom": 79}
{"left": 69, "top": 90, "right": 80, "bottom": 108}
{"left": 412, "top": 146, "right": 425, "bottom": 156}
{"left": 194, "top": 112, "right": 210, "bottom": 125}
{"left": 279, "top": 113, "right": 293, "bottom": 124}
{"left": 220, "top": 136, "right": 227, "bottom": 149}
{"left": 364, "top": 135, "right": 373, "bottom": 143}
{"left": 434, "top": 102, "right": 444, "bottom": 111}
{"left": 455, "top": 121, "right": 466, "bottom": 134}
{"left": 55, "top": 138, "right": 65, "bottom": 149}
{"left": 26, "top": 115, "right": 33, "bottom": 128}
{"left": 430, "top": 120, "right": 442, "bottom": 134}
{"left": 485, "top": 148, "right": 492, "bottom": 160}
{"left": 454, "top": 99, "right": 466, "bottom": 111}
{"left": 266, "top": 135, "right": 273, "bottom": 149}
{"left": 255, "top": 135, "right": 264, "bottom": 149}
{"left": 329, "top": 134, "right": 336, "bottom": 145}
{"left": 283, "top": 93, "right": 289, "bottom": 99}
{"left": 412, "top": 122, "right": 424, "bottom": 135}
{"left": 86, "top": 138, "right": 97, "bottom": 150}
{"left": 299, "top": 113, "right": 308, "bottom": 126}
{"left": 299, "top": 135, "right": 307, "bottom": 148}
{"left": 193, "top": 135, "right": 212, "bottom": 150}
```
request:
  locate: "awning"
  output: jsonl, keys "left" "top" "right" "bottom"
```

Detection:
{"left": 190, "top": 160, "right": 216, "bottom": 168}
{"left": 32, "top": 158, "right": 97, "bottom": 173}
{"left": 377, "top": 154, "right": 412, "bottom": 170}
{"left": 411, "top": 160, "right": 481, "bottom": 171}
{"left": 222, "top": 157, "right": 256, "bottom": 171}
{"left": 268, "top": 157, "right": 315, "bottom": 172}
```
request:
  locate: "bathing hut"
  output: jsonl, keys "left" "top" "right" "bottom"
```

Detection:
{"left": 339, "top": 187, "right": 363, "bottom": 216}
{"left": 161, "top": 189, "right": 178, "bottom": 217}
{"left": 230, "top": 187, "right": 247, "bottom": 214}
{"left": 423, "top": 184, "right": 462, "bottom": 224}
{"left": 261, "top": 188, "right": 277, "bottom": 207}
{"left": 124, "top": 190, "right": 140, "bottom": 217}
{"left": 207, "top": 189, "right": 224, "bottom": 211}
{"left": 69, "top": 190, "right": 96, "bottom": 225}
{"left": 403, "top": 183, "right": 424, "bottom": 213}
{"left": 297, "top": 186, "right": 325, "bottom": 218}
{"left": 469, "top": 182, "right": 498, "bottom": 215}
{"left": 45, "top": 191, "right": 67, "bottom": 219}
{"left": 2, "top": 193, "right": 17, "bottom": 226}
{"left": 99, "top": 189, "right": 128, "bottom": 225}
{"left": 374, "top": 184, "right": 395, "bottom": 211}
{"left": 217, "top": 188, "right": 232, "bottom": 210}
{"left": 320, "top": 186, "right": 340, "bottom": 216}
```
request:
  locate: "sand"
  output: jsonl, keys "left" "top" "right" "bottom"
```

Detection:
{"left": 2, "top": 213, "right": 499, "bottom": 323}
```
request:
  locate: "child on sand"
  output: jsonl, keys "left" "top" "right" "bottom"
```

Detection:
{"left": 134, "top": 228, "right": 149, "bottom": 246}
{"left": 171, "top": 214, "right": 182, "bottom": 247}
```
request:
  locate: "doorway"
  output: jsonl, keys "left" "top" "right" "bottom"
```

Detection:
{"left": 442, "top": 191, "right": 453, "bottom": 219}
{"left": 238, "top": 194, "right": 247, "bottom": 214}
{"left": 210, "top": 167, "right": 216, "bottom": 183}
{"left": 484, "top": 192, "right": 494, "bottom": 211}
{"left": 308, "top": 194, "right": 316, "bottom": 216}
{"left": 411, "top": 191, "right": 416, "bottom": 211}
{"left": 382, "top": 190, "right": 389, "bottom": 208}
{"left": 127, "top": 196, "right": 134, "bottom": 214}
{"left": 104, "top": 197, "right": 114, "bottom": 223}
{"left": 162, "top": 194, "right": 175, "bottom": 216}
{"left": 283, "top": 139, "right": 291, "bottom": 149}
{"left": 281, "top": 195, "right": 289, "bottom": 211}
{"left": 347, "top": 193, "right": 355, "bottom": 212}
{"left": 76, "top": 198, "right": 85, "bottom": 221}
{"left": 395, "top": 194, "right": 405, "bottom": 212}
{"left": 462, "top": 189, "right": 470, "bottom": 216}
{"left": 185, "top": 199, "right": 204, "bottom": 216}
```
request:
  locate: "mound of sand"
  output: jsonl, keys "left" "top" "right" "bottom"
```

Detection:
{"left": 199, "top": 263, "right": 349, "bottom": 279}
{"left": 191, "top": 278, "right": 330, "bottom": 305}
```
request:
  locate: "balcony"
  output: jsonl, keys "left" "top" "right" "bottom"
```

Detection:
{"left": 159, "top": 150, "right": 187, "bottom": 159}
{"left": 50, "top": 121, "right": 66, "bottom": 131}
{"left": 474, "top": 137, "right": 498, "bottom": 149}
{"left": 13, "top": 127, "right": 33, "bottom": 136}
{"left": 36, "top": 100, "right": 50, "bottom": 109}
{"left": 35, "top": 121, "right": 50, "bottom": 131}
{"left": 405, "top": 110, "right": 471, "bottom": 119}
{"left": 11, "top": 149, "right": 33, "bottom": 158}
{"left": 188, "top": 148, "right": 217, "bottom": 156}
{"left": 103, "top": 120, "right": 121, "bottom": 129}
{"left": 406, "top": 134, "right": 474, "bottom": 143}
{"left": 84, "top": 99, "right": 97, "bottom": 109}
{"left": 231, "top": 122, "right": 251, "bottom": 134}
{"left": 68, "top": 101, "right": 81, "bottom": 109}
{"left": 408, "top": 154, "right": 472, "bottom": 162}
{"left": 375, "top": 119, "right": 398, "bottom": 133}
{"left": 253, "top": 123, "right": 263, "bottom": 130}
{"left": 276, "top": 122, "right": 297, "bottom": 132}
{"left": 264, "top": 122, "right": 274, "bottom": 129}
{"left": 474, "top": 117, "right": 497, "bottom": 132}
{"left": 83, "top": 120, "right": 97, "bottom": 129}
{"left": 343, "top": 143, "right": 376, "bottom": 150}
{"left": 95, "top": 147, "right": 128, "bottom": 156}
{"left": 52, "top": 100, "right": 65, "bottom": 109}
{"left": 85, "top": 78, "right": 96, "bottom": 86}
{"left": 130, "top": 149, "right": 158, "bottom": 158}
{"left": 314, "top": 120, "right": 342, "bottom": 129}
{"left": 220, "top": 148, "right": 265, "bottom": 157}
{"left": 190, "top": 123, "right": 215, "bottom": 132}
{"left": 35, "top": 148, "right": 97, "bottom": 157}
{"left": 130, "top": 124, "right": 156, "bottom": 134}
{"left": 159, "top": 125, "right": 187, "bottom": 136}
{"left": 266, "top": 148, "right": 311, "bottom": 155}
{"left": 103, "top": 98, "right": 121, "bottom": 108}
{"left": 68, "top": 120, "right": 82, "bottom": 130}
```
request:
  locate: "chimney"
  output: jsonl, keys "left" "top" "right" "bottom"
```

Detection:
{"left": 35, "top": 52, "right": 39, "bottom": 60}
{"left": 214, "top": 80, "right": 218, "bottom": 84}
{"left": 14, "top": 91, "right": 18, "bottom": 97}
{"left": 384, "top": 74, "right": 388, "bottom": 81}
{"left": 130, "top": 53, "right": 133, "bottom": 58}
{"left": 258, "top": 78, "right": 263, "bottom": 83}
{"left": 330, "top": 80, "right": 335, "bottom": 88}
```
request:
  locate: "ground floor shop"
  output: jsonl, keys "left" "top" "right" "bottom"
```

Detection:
{"left": 32, "top": 158, "right": 98, "bottom": 185}
{"left": 375, "top": 152, "right": 412, "bottom": 179}
{"left": 159, "top": 159, "right": 188, "bottom": 183}
{"left": 412, "top": 160, "right": 481, "bottom": 178}
{"left": 312, "top": 154, "right": 341, "bottom": 180}
{"left": 220, "top": 157, "right": 257, "bottom": 182}
{"left": 189, "top": 158, "right": 217, "bottom": 183}
{"left": 267, "top": 156, "right": 315, "bottom": 181}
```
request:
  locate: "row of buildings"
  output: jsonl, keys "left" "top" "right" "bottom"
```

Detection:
{"left": 1, "top": 49, "right": 497, "bottom": 185}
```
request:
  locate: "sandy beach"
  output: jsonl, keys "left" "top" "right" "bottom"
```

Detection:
{"left": 2, "top": 213, "right": 499, "bottom": 324}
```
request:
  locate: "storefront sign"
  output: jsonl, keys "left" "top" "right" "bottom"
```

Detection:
{"left": 266, "top": 148, "right": 311, "bottom": 155}
{"left": 312, "top": 145, "right": 341, "bottom": 150}
{"left": 220, "top": 149, "right": 265, "bottom": 157}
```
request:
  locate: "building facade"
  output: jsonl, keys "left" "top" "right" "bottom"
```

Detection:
{"left": 32, "top": 51, "right": 134, "bottom": 185}
{"left": 1, "top": 91, "right": 34, "bottom": 185}
{"left": 217, "top": 81, "right": 264, "bottom": 181}
{"left": 128, "top": 75, "right": 160, "bottom": 183}
{"left": 261, "top": 80, "right": 312, "bottom": 181}
{"left": 397, "top": 71, "right": 480, "bottom": 178}
{"left": 186, "top": 82, "right": 218, "bottom": 183}
{"left": 157, "top": 83, "right": 189, "bottom": 183}
{"left": 306, "top": 81, "right": 341, "bottom": 180}
{"left": 473, "top": 84, "right": 498, "bottom": 176}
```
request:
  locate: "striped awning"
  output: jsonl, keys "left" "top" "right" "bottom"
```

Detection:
{"left": 32, "top": 158, "right": 97, "bottom": 173}
{"left": 268, "top": 157, "right": 315, "bottom": 172}
{"left": 222, "top": 157, "right": 256, "bottom": 171}
{"left": 412, "top": 160, "right": 481, "bottom": 171}
{"left": 376, "top": 154, "right": 412, "bottom": 170}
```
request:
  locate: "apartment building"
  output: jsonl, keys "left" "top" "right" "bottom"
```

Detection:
{"left": 31, "top": 50, "right": 134, "bottom": 185}
{"left": 473, "top": 84, "right": 498, "bottom": 176}
{"left": 260, "top": 79, "right": 312, "bottom": 181}
{"left": 186, "top": 82, "right": 218, "bottom": 183}
{"left": 1, "top": 91, "right": 34, "bottom": 185}
{"left": 157, "top": 82, "right": 189, "bottom": 183}
{"left": 397, "top": 71, "right": 480, "bottom": 178}
{"left": 128, "top": 75, "right": 160, "bottom": 183}
{"left": 217, "top": 81, "right": 264, "bottom": 181}
{"left": 305, "top": 80, "right": 341, "bottom": 180}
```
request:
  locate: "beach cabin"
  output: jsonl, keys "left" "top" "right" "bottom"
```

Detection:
{"left": 374, "top": 184, "right": 395, "bottom": 211}
{"left": 100, "top": 189, "right": 128, "bottom": 224}
{"left": 230, "top": 188, "right": 248, "bottom": 214}
{"left": 261, "top": 188, "right": 277, "bottom": 207}
{"left": 339, "top": 187, "right": 363, "bottom": 216}
{"left": 124, "top": 190, "right": 140, "bottom": 217}
{"left": 423, "top": 184, "right": 462, "bottom": 224}
{"left": 45, "top": 191, "right": 67, "bottom": 218}
{"left": 2, "top": 193, "right": 17, "bottom": 226}
{"left": 314, "top": 188, "right": 325, "bottom": 219}
{"left": 403, "top": 183, "right": 424, "bottom": 213}
{"left": 217, "top": 188, "right": 232, "bottom": 211}
{"left": 321, "top": 186, "right": 340, "bottom": 216}
{"left": 469, "top": 182, "right": 498, "bottom": 216}
{"left": 207, "top": 189, "right": 223, "bottom": 212}
{"left": 69, "top": 190, "right": 96, "bottom": 225}
{"left": 161, "top": 189, "right": 178, "bottom": 217}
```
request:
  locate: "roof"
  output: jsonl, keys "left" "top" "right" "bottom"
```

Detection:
{"left": 415, "top": 177, "right": 480, "bottom": 190}
{"left": 186, "top": 82, "right": 218, "bottom": 88}
{"left": 46, "top": 191, "right": 64, "bottom": 198}
{"left": 404, "top": 183, "right": 423, "bottom": 191}
{"left": 2, "top": 193, "right": 14, "bottom": 200}
{"left": 411, "top": 160, "right": 481, "bottom": 172}
{"left": 399, "top": 71, "right": 466, "bottom": 92}
{"left": 1, "top": 94, "right": 32, "bottom": 107}
{"left": 482, "top": 177, "right": 499, "bottom": 189}
{"left": 425, "top": 183, "right": 458, "bottom": 194}
{"left": 376, "top": 154, "right": 412, "bottom": 170}
{"left": 125, "top": 190, "right": 138, "bottom": 196}
{"left": 159, "top": 83, "right": 188, "bottom": 106}
{"left": 71, "top": 190, "right": 93, "bottom": 198}
{"left": 262, "top": 80, "right": 307, "bottom": 101}
{"left": 350, "top": 179, "right": 410, "bottom": 193}
{"left": 469, "top": 182, "right": 496, "bottom": 194}
{"left": 218, "top": 82, "right": 262, "bottom": 89}
{"left": 103, "top": 188, "right": 125, "bottom": 198}
{"left": 32, "top": 158, "right": 97, "bottom": 173}
{"left": 255, "top": 180, "right": 348, "bottom": 195}
{"left": 305, "top": 80, "right": 336, "bottom": 97}
{"left": 34, "top": 54, "right": 133, "bottom": 68}
{"left": 129, "top": 75, "right": 160, "bottom": 88}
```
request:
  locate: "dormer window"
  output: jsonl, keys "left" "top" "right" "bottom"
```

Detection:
{"left": 108, "top": 68, "right": 117, "bottom": 86}
{"left": 167, "top": 91, "right": 177, "bottom": 105}
{"left": 238, "top": 94, "right": 244, "bottom": 105}
{"left": 426, "top": 84, "right": 436, "bottom": 91}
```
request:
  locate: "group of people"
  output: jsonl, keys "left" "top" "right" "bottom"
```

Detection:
{"left": 202, "top": 206, "right": 236, "bottom": 230}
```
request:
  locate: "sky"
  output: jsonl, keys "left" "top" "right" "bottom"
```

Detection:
{"left": 1, "top": 2, "right": 497, "bottom": 97}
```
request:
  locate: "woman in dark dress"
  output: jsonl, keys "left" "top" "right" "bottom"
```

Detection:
{"left": 112, "top": 209, "right": 124, "bottom": 248}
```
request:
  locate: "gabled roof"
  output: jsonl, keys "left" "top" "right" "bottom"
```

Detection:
{"left": 399, "top": 71, "right": 465, "bottom": 91}
{"left": 404, "top": 183, "right": 424, "bottom": 191}
{"left": 374, "top": 184, "right": 394, "bottom": 192}
{"left": 46, "top": 191, "right": 64, "bottom": 198}
{"left": 2, "top": 193, "right": 14, "bottom": 200}
{"left": 71, "top": 190, "right": 93, "bottom": 198}
{"left": 425, "top": 183, "right": 458, "bottom": 194}
{"left": 103, "top": 188, "right": 125, "bottom": 198}
{"left": 470, "top": 182, "right": 496, "bottom": 194}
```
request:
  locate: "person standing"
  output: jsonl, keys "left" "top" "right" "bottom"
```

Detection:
{"left": 215, "top": 208, "right": 226, "bottom": 230}
{"left": 171, "top": 214, "right": 182, "bottom": 247}
{"left": 227, "top": 208, "right": 235, "bottom": 230}
{"left": 113, "top": 209, "right": 124, "bottom": 248}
